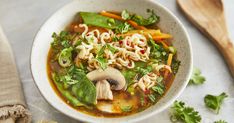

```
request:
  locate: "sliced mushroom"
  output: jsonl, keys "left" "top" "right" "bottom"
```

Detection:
{"left": 87, "top": 67, "right": 126, "bottom": 90}
{"left": 96, "top": 80, "right": 113, "bottom": 100}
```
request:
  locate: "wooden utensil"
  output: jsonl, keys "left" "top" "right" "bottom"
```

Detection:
{"left": 177, "top": 0, "right": 234, "bottom": 77}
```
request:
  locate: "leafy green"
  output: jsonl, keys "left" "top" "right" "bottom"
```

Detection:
{"left": 52, "top": 73, "right": 84, "bottom": 107}
{"left": 80, "top": 12, "right": 116, "bottom": 29}
{"left": 95, "top": 45, "right": 108, "bottom": 70}
{"left": 71, "top": 69, "right": 96, "bottom": 105}
{"left": 58, "top": 47, "right": 73, "bottom": 67}
{"left": 152, "top": 85, "right": 164, "bottom": 95}
{"left": 120, "top": 105, "right": 132, "bottom": 112}
{"left": 171, "top": 60, "right": 181, "bottom": 75}
{"left": 96, "top": 56, "right": 108, "bottom": 70}
{"left": 51, "top": 31, "right": 73, "bottom": 53}
{"left": 214, "top": 120, "right": 228, "bottom": 123}
{"left": 115, "top": 22, "right": 132, "bottom": 34}
{"left": 131, "top": 9, "right": 159, "bottom": 26}
{"left": 204, "top": 92, "right": 228, "bottom": 114}
{"left": 189, "top": 67, "right": 206, "bottom": 85}
{"left": 170, "top": 101, "right": 201, "bottom": 123}
{"left": 148, "top": 94, "right": 156, "bottom": 103}
{"left": 112, "top": 36, "right": 124, "bottom": 42}
{"left": 106, "top": 44, "right": 118, "bottom": 54}
{"left": 121, "top": 10, "right": 131, "bottom": 20}
{"left": 136, "top": 65, "right": 153, "bottom": 76}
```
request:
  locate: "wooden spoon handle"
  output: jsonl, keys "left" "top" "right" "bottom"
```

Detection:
{"left": 218, "top": 39, "right": 234, "bottom": 77}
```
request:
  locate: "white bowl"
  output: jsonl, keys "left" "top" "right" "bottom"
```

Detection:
{"left": 30, "top": 0, "right": 192, "bottom": 122}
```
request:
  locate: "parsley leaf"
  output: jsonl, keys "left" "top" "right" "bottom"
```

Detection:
{"left": 120, "top": 105, "right": 132, "bottom": 112}
{"left": 204, "top": 92, "right": 228, "bottom": 114}
{"left": 170, "top": 101, "right": 201, "bottom": 123}
{"left": 189, "top": 67, "right": 206, "bottom": 85}
{"left": 214, "top": 120, "right": 228, "bottom": 123}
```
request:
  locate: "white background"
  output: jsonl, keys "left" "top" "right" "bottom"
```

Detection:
{"left": 0, "top": 0, "right": 233, "bottom": 122}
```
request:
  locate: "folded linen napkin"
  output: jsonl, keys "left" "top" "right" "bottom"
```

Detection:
{"left": 0, "top": 26, "right": 31, "bottom": 123}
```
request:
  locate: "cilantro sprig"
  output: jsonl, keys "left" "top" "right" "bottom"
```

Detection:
{"left": 170, "top": 101, "right": 201, "bottom": 123}
{"left": 189, "top": 67, "right": 206, "bottom": 85}
{"left": 204, "top": 92, "right": 228, "bottom": 114}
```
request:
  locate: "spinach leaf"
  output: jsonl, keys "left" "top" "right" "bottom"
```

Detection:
{"left": 170, "top": 101, "right": 201, "bottom": 123}
{"left": 189, "top": 67, "right": 206, "bottom": 85}
{"left": 204, "top": 92, "right": 228, "bottom": 114}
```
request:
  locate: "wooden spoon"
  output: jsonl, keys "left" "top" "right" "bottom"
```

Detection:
{"left": 177, "top": 0, "right": 234, "bottom": 77}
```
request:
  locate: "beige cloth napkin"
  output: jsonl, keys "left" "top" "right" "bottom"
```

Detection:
{"left": 0, "top": 26, "right": 31, "bottom": 123}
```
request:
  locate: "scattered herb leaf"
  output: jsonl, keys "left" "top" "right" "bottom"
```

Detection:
{"left": 170, "top": 101, "right": 201, "bottom": 123}
{"left": 204, "top": 92, "right": 228, "bottom": 114}
{"left": 189, "top": 67, "right": 206, "bottom": 85}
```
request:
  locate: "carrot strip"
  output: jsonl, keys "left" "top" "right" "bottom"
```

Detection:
{"left": 100, "top": 11, "right": 147, "bottom": 30}
{"left": 160, "top": 41, "right": 169, "bottom": 49}
{"left": 164, "top": 53, "right": 173, "bottom": 78}
{"left": 152, "top": 33, "right": 172, "bottom": 40}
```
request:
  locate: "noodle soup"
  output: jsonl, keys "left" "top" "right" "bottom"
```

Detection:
{"left": 47, "top": 10, "right": 180, "bottom": 117}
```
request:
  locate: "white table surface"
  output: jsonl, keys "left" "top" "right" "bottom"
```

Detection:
{"left": 0, "top": 0, "right": 233, "bottom": 122}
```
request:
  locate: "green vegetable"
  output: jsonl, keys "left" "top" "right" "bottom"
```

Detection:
{"left": 112, "top": 36, "right": 124, "bottom": 42}
{"left": 131, "top": 9, "right": 159, "bottom": 26}
{"left": 148, "top": 94, "right": 156, "bottom": 103}
{"left": 52, "top": 73, "right": 84, "bottom": 107}
{"left": 171, "top": 60, "right": 181, "bottom": 75}
{"left": 80, "top": 12, "right": 124, "bottom": 29}
{"left": 214, "top": 120, "right": 228, "bottom": 123}
{"left": 71, "top": 70, "right": 96, "bottom": 105}
{"left": 121, "top": 10, "right": 131, "bottom": 20}
{"left": 51, "top": 31, "right": 73, "bottom": 53}
{"left": 168, "top": 46, "right": 177, "bottom": 54}
{"left": 170, "top": 101, "right": 201, "bottom": 123}
{"left": 106, "top": 44, "right": 118, "bottom": 54}
{"left": 189, "top": 67, "right": 206, "bottom": 85}
{"left": 115, "top": 22, "right": 132, "bottom": 34}
{"left": 136, "top": 66, "right": 153, "bottom": 76}
{"left": 122, "top": 69, "right": 137, "bottom": 86}
{"left": 151, "top": 85, "right": 164, "bottom": 95}
{"left": 120, "top": 105, "right": 132, "bottom": 112}
{"left": 58, "top": 47, "right": 73, "bottom": 67}
{"left": 96, "top": 45, "right": 108, "bottom": 70}
{"left": 96, "top": 56, "right": 108, "bottom": 70}
{"left": 204, "top": 92, "right": 228, "bottom": 114}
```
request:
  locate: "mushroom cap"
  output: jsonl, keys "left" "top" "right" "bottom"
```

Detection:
{"left": 86, "top": 67, "right": 126, "bottom": 90}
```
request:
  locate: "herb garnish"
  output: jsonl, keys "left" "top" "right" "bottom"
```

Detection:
{"left": 170, "top": 101, "right": 201, "bottom": 123}
{"left": 204, "top": 92, "right": 228, "bottom": 114}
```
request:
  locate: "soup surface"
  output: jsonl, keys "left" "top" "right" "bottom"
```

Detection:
{"left": 47, "top": 10, "right": 180, "bottom": 117}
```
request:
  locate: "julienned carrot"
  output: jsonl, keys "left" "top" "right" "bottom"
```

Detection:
{"left": 160, "top": 41, "right": 169, "bottom": 49}
{"left": 152, "top": 33, "right": 172, "bottom": 40}
{"left": 164, "top": 53, "right": 173, "bottom": 78}
{"left": 167, "top": 53, "right": 173, "bottom": 66}
{"left": 100, "top": 11, "right": 147, "bottom": 30}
